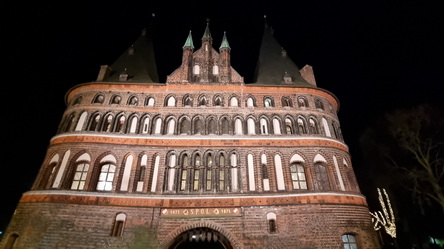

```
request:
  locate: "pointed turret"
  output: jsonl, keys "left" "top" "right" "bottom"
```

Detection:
{"left": 183, "top": 30, "right": 194, "bottom": 49}
{"left": 219, "top": 31, "right": 231, "bottom": 82}
{"left": 201, "top": 19, "right": 212, "bottom": 44}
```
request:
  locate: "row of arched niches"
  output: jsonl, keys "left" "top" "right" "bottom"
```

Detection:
{"left": 60, "top": 90, "right": 344, "bottom": 141}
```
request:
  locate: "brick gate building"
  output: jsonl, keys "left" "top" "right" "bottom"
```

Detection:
{"left": 1, "top": 17, "right": 380, "bottom": 249}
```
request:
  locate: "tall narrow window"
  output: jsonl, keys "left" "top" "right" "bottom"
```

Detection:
{"left": 219, "top": 155, "right": 225, "bottom": 191}
{"left": 230, "top": 153, "right": 239, "bottom": 192}
{"left": 314, "top": 164, "right": 330, "bottom": 190}
{"left": 96, "top": 163, "right": 116, "bottom": 191}
{"left": 167, "top": 96, "right": 176, "bottom": 107}
{"left": 342, "top": 234, "right": 358, "bottom": 249}
{"left": 71, "top": 162, "right": 89, "bottom": 190}
{"left": 247, "top": 118, "right": 256, "bottom": 135}
{"left": 221, "top": 117, "right": 229, "bottom": 134}
{"left": 180, "top": 155, "right": 189, "bottom": 191}
{"left": 285, "top": 118, "right": 293, "bottom": 134}
{"left": 229, "top": 96, "right": 238, "bottom": 107}
{"left": 141, "top": 116, "right": 150, "bottom": 134}
{"left": 267, "top": 213, "right": 277, "bottom": 233}
{"left": 247, "top": 97, "right": 254, "bottom": 107}
{"left": 260, "top": 118, "right": 268, "bottom": 135}
{"left": 146, "top": 97, "right": 155, "bottom": 107}
{"left": 193, "top": 155, "right": 201, "bottom": 191}
{"left": 111, "top": 213, "right": 127, "bottom": 237}
{"left": 261, "top": 154, "right": 270, "bottom": 191}
{"left": 3, "top": 233, "right": 19, "bottom": 249}
{"left": 235, "top": 118, "right": 243, "bottom": 135}
{"left": 206, "top": 155, "right": 213, "bottom": 191}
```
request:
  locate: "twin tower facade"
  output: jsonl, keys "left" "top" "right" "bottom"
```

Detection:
{"left": 1, "top": 18, "right": 380, "bottom": 248}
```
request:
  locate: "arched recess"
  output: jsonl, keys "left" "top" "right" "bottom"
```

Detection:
{"left": 163, "top": 221, "right": 240, "bottom": 249}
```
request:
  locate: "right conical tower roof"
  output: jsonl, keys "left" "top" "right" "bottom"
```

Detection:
{"left": 253, "top": 19, "right": 312, "bottom": 86}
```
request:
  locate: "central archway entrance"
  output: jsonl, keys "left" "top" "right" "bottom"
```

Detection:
{"left": 168, "top": 227, "right": 233, "bottom": 249}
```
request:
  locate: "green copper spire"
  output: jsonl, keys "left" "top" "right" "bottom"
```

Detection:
{"left": 202, "top": 19, "right": 212, "bottom": 42}
{"left": 182, "top": 30, "right": 194, "bottom": 49}
{"left": 219, "top": 31, "right": 230, "bottom": 50}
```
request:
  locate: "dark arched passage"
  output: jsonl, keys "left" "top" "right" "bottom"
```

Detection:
{"left": 168, "top": 227, "right": 233, "bottom": 249}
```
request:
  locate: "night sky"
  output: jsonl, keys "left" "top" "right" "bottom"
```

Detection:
{"left": 2, "top": 0, "right": 443, "bottom": 232}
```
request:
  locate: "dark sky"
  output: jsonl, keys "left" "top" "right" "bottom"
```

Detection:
{"left": 2, "top": 0, "right": 443, "bottom": 231}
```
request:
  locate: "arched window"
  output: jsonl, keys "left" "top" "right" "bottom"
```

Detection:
{"left": 297, "top": 117, "right": 307, "bottom": 134}
{"left": 165, "top": 153, "right": 176, "bottom": 192}
{"left": 229, "top": 96, "right": 239, "bottom": 107}
{"left": 342, "top": 233, "right": 358, "bottom": 249}
{"left": 322, "top": 117, "right": 332, "bottom": 137}
{"left": 180, "top": 118, "right": 191, "bottom": 135}
{"left": 267, "top": 213, "right": 277, "bottom": 233}
{"left": 309, "top": 117, "right": 319, "bottom": 134}
{"left": 166, "top": 118, "right": 176, "bottom": 135}
{"left": 114, "top": 114, "right": 126, "bottom": 133}
{"left": 110, "top": 95, "right": 121, "bottom": 104}
{"left": 234, "top": 118, "right": 243, "bottom": 135}
{"left": 297, "top": 96, "right": 308, "bottom": 107}
{"left": 119, "top": 155, "right": 133, "bottom": 191}
{"left": 183, "top": 94, "right": 193, "bottom": 107}
{"left": 208, "top": 118, "right": 216, "bottom": 135}
{"left": 128, "top": 96, "right": 138, "bottom": 106}
{"left": 213, "top": 95, "right": 223, "bottom": 106}
{"left": 281, "top": 96, "right": 292, "bottom": 107}
{"left": 71, "top": 162, "right": 89, "bottom": 190}
{"left": 272, "top": 118, "right": 281, "bottom": 135}
{"left": 212, "top": 65, "right": 219, "bottom": 75}
{"left": 218, "top": 154, "right": 226, "bottom": 191}
{"left": 96, "top": 163, "right": 116, "bottom": 191}
{"left": 205, "top": 154, "right": 213, "bottom": 191}
{"left": 315, "top": 98, "right": 324, "bottom": 110}
{"left": 193, "top": 154, "right": 201, "bottom": 191}
{"left": 193, "top": 118, "right": 204, "bottom": 135}
{"left": 179, "top": 154, "right": 189, "bottom": 191}
{"left": 230, "top": 152, "right": 239, "bottom": 192}
{"left": 145, "top": 96, "right": 155, "bottom": 107}
{"left": 88, "top": 113, "right": 101, "bottom": 131}
{"left": 61, "top": 113, "right": 76, "bottom": 133}
{"left": 193, "top": 64, "right": 200, "bottom": 74}
{"left": 261, "top": 154, "right": 270, "bottom": 191}
{"left": 140, "top": 115, "right": 150, "bottom": 134}
{"left": 102, "top": 114, "right": 114, "bottom": 132}
{"left": 75, "top": 111, "right": 88, "bottom": 132}
{"left": 247, "top": 118, "right": 256, "bottom": 135}
{"left": 246, "top": 97, "right": 255, "bottom": 107}
{"left": 274, "top": 154, "right": 285, "bottom": 190}
{"left": 128, "top": 115, "right": 138, "bottom": 134}
{"left": 153, "top": 117, "right": 162, "bottom": 134}
{"left": 73, "top": 96, "right": 82, "bottom": 105}
{"left": 264, "top": 97, "right": 274, "bottom": 107}
{"left": 136, "top": 154, "right": 148, "bottom": 192}
{"left": 221, "top": 117, "right": 229, "bottom": 135}
{"left": 198, "top": 94, "right": 207, "bottom": 106}
{"left": 3, "top": 233, "right": 19, "bottom": 249}
{"left": 111, "top": 213, "right": 126, "bottom": 237}
{"left": 36, "top": 154, "right": 59, "bottom": 189}
{"left": 290, "top": 163, "right": 307, "bottom": 190}
{"left": 285, "top": 118, "right": 293, "bottom": 134}
{"left": 93, "top": 94, "right": 104, "bottom": 104}
{"left": 260, "top": 118, "right": 269, "bottom": 135}
{"left": 314, "top": 164, "right": 330, "bottom": 190}
{"left": 247, "top": 154, "right": 255, "bottom": 191}
{"left": 166, "top": 96, "right": 176, "bottom": 107}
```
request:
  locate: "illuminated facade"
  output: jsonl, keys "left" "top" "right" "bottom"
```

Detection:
{"left": 1, "top": 18, "right": 380, "bottom": 248}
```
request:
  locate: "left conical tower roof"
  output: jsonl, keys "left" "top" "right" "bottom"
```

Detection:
{"left": 97, "top": 15, "right": 159, "bottom": 83}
